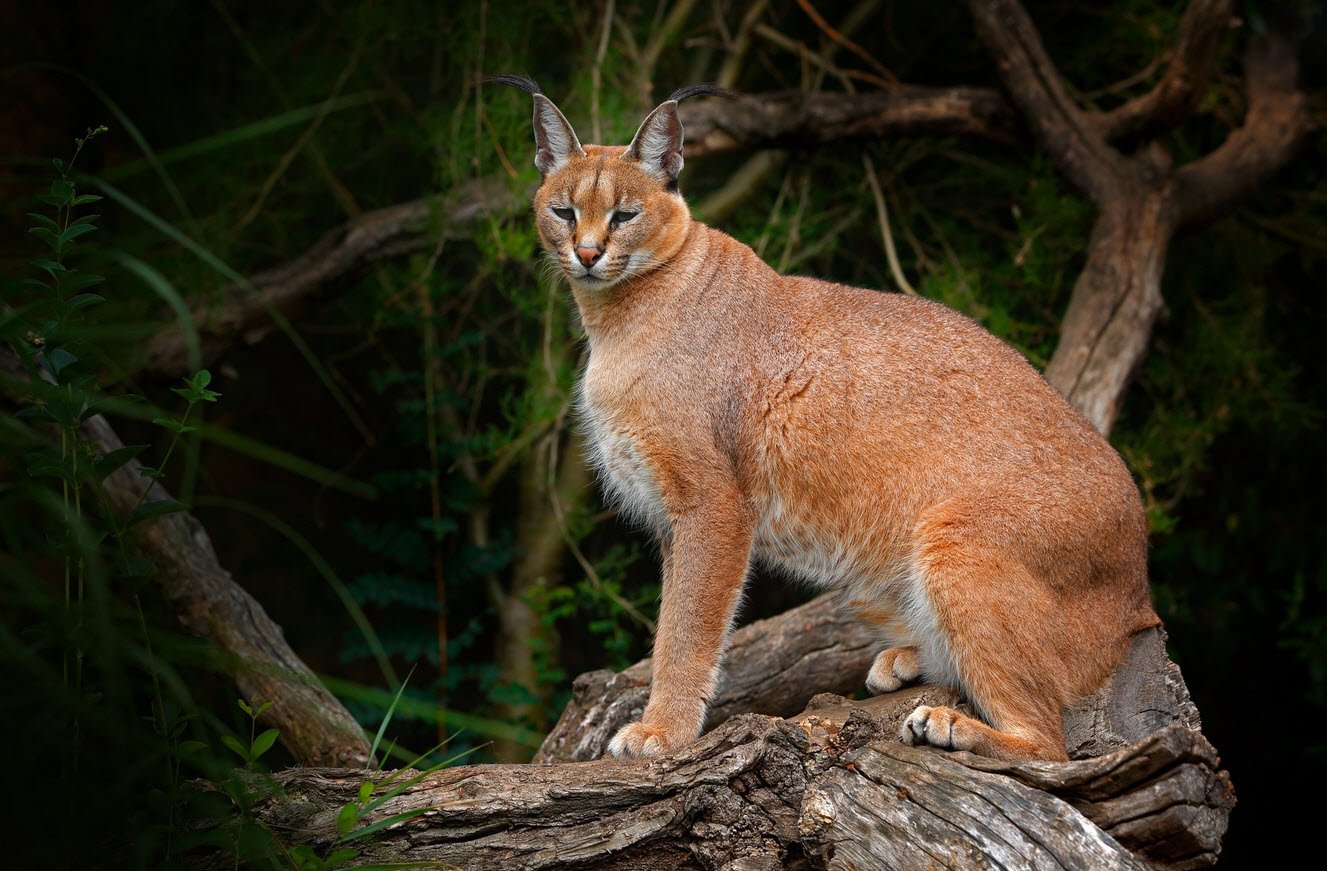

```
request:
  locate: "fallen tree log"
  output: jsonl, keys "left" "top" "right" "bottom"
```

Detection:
{"left": 221, "top": 596, "right": 1230, "bottom": 869}
{"left": 231, "top": 678, "right": 1230, "bottom": 869}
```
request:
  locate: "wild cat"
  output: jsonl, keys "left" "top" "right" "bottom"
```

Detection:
{"left": 488, "top": 74, "right": 1159, "bottom": 762}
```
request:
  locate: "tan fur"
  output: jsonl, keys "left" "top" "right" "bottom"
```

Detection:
{"left": 518, "top": 87, "right": 1160, "bottom": 763}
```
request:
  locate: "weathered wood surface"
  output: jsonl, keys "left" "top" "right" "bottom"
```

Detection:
{"left": 232, "top": 686, "right": 1231, "bottom": 870}
{"left": 536, "top": 593, "right": 880, "bottom": 764}
{"left": 226, "top": 605, "right": 1231, "bottom": 868}
{"left": 538, "top": 591, "right": 1201, "bottom": 766}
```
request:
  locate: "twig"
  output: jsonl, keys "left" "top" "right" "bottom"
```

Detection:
{"left": 794, "top": 0, "right": 897, "bottom": 86}
{"left": 717, "top": 0, "right": 771, "bottom": 88}
{"left": 234, "top": 40, "right": 364, "bottom": 234}
{"left": 753, "top": 24, "right": 892, "bottom": 92}
{"left": 590, "top": 0, "right": 617, "bottom": 143}
{"left": 861, "top": 152, "right": 917, "bottom": 295}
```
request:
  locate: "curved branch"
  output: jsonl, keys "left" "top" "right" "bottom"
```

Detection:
{"left": 1090, "top": 0, "right": 1235, "bottom": 142}
{"left": 967, "top": 0, "right": 1126, "bottom": 204}
{"left": 1175, "top": 30, "right": 1311, "bottom": 229}
{"left": 140, "top": 176, "right": 520, "bottom": 378}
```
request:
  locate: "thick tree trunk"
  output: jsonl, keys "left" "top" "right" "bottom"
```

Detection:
{"left": 1044, "top": 183, "right": 1176, "bottom": 432}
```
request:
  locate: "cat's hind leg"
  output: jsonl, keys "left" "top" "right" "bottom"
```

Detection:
{"left": 899, "top": 501, "right": 1071, "bottom": 762}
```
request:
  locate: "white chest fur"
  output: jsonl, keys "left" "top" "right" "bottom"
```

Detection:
{"left": 579, "top": 390, "right": 668, "bottom": 532}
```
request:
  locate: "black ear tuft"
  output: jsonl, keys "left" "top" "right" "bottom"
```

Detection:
{"left": 666, "top": 83, "right": 738, "bottom": 103}
{"left": 483, "top": 74, "right": 543, "bottom": 96}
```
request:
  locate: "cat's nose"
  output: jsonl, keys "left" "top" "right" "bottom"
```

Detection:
{"left": 576, "top": 245, "right": 604, "bottom": 267}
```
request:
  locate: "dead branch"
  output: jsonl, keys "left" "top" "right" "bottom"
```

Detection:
{"left": 1175, "top": 30, "right": 1311, "bottom": 229}
{"left": 140, "top": 175, "right": 519, "bottom": 378}
{"left": 0, "top": 348, "right": 371, "bottom": 767}
{"left": 967, "top": 0, "right": 1127, "bottom": 207}
{"left": 1090, "top": 0, "right": 1235, "bottom": 143}
{"left": 681, "top": 86, "right": 1016, "bottom": 156}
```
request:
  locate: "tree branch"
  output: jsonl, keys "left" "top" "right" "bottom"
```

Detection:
{"left": 681, "top": 86, "right": 1016, "bottom": 157}
{"left": 1090, "top": 0, "right": 1235, "bottom": 143}
{"left": 1175, "top": 30, "right": 1311, "bottom": 229}
{"left": 140, "top": 175, "right": 520, "bottom": 378}
{"left": 967, "top": 0, "right": 1126, "bottom": 205}
{"left": 0, "top": 349, "right": 372, "bottom": 767}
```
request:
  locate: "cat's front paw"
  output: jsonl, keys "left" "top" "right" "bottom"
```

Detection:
{"left": 900, "top": 704, "right": 975, "bottom": 752}
{"left": 608, "top": 721, "right": 683, "bottom": 758}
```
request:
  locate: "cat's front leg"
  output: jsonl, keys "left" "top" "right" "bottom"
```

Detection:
{"left": 608, "top": 499, "right": 754, "bottom": 757}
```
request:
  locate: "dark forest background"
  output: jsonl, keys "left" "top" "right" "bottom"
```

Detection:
{"left": 1, "top": 0, "right": 1323, "bottom": 866}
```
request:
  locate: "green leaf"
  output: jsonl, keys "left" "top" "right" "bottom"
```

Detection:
{"left": 46, "top": 347, "right": 78, "bottom": 375}
{"left": 255, "top": 700, "right": 274, "bottom": 717}
{"left": 50, "top": 179, "right": 74, "bottom": 202}
{"left": 15, "top": 405, "right": 55, "bottom": 422}
{"left": 358, "top": 781, "right": 374, "bottom": 804}
{"left": 67, "top": 213, "right": 100, "bottom": 228}
{"left": 176, "top": 740, "right": 208, "bottom": 757}
{"left": 220, "top": 734, "right": 249, "bottom": 763}
{"left": 191, "top": 369, "right": 212, "bottom": 389}
{"left": 71, "top": 194, "right": 103, "bottom": 205}
{"left": 138, "top": 467, "right": 165, "bottom": 480}
{"left": 60, "top": 272, "right": 106, "bottom": 293}
{"left": 322, "top": 848, "right": 359, "bottom": 869}
{"left": 27, "top": 213, "right": 58, "bottom": 231}
{"left": 336, "top": 808, "right": 428, "bottom": 844}
{"left": 335, "top": 802, "right": 359, "bottom": 837}
{"left": 25, "top": 452, "right": 74, "bottom": 484}
{"left": 126, "top": 499, "right": 187, "bottom": 528}
{"left": 151, "top": 416, "right": 196, "bottom": 434}
{"left": 35, "top": 194, "right": 64, "bottom": 207}
{"left": 65, "top": 293, "right": 106, "bottom": 313}
{"left": 237, "top": 698, "right": 254, "bottom": 716}
{"left": 250, "top": 728, "right": 279, "bottom": 760}
{"left": 92, "top": 444, "right": 147, "bottom": 481}
{"left": 29, "top": 227, "right": 59, "bottom": 249}
{"left": 32, "top": 259, "right": 65, "bottom": 277}
{"left": 58, "top": 223, "right": 98, "bottom": 247}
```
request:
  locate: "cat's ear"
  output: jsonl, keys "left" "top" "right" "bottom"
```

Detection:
{"left": 532, "top": 94, "right": 585, "bottom": 176}
{"left": 625, "top": 100, "right": 684, "bottom": 184}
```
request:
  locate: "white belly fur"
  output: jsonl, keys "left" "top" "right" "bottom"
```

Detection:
{"left": 580, "top": 399, "right": 668, "bottom": 532}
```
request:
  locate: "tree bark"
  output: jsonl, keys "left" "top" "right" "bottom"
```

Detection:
{"left": 89, "top": 411, "right": 374, "bottom": 767}
{"left": 224, "top": 628, "right": 1231, "bottom": 870}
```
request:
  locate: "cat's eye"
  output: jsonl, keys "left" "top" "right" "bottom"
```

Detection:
{"left": 611, "top": 210, "right": 639, "bottom": 226}
{"left": 552, "top": 206, "right": 575, "bottom": 222}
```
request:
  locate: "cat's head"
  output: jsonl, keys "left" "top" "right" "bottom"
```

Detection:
{"left": 488, "top": 75, "right": 730, "bottom": 290}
